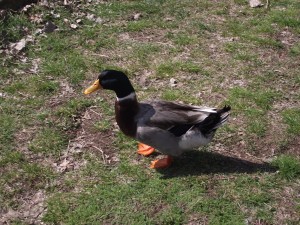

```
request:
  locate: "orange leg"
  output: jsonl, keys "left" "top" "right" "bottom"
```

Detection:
{"left": 150, "top": 155, "right": 173, "bottom": 169}
{"left": 137, "top": 143, "right": 155, "bottom": 156}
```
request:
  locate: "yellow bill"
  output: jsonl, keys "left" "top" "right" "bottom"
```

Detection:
{"left": 84, "top": 79, "right": 101, "bottom": 94}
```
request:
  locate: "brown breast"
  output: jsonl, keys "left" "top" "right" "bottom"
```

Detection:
{"left": 114, "top": 98, "right": 139, "bottom": 138}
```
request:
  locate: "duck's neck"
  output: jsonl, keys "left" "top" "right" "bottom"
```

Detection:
{"left": 114, "top": 82, "right": 135, "bottom": 99}
{"left": 116, "top": 92, "right": 137, "bottom": 103}
{"left": 115, "top": 92, "right": 139, "bottom": 137}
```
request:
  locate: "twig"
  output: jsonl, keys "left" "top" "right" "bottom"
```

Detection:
{"left": 66, "top": 140, "right": 71, "bottom": 153}
{"left": 156, "top": 41, "right": 175, "bottom": 48}
{"left": 92, "top": 146, "right": 106, "bottom": 164}
{"left": 266, "top": 0, "right": 270, "bottom": 9}
{"left": 89, "top": 109, "right": 101, "bottom": 116}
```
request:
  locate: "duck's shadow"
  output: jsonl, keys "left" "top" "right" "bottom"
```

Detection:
{"left": 156, "top": 151, "right": 276, "bottom": 179}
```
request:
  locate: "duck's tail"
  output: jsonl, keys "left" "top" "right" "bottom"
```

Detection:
{"left": 197, "top": 105, "right": 231, "bottom": 135}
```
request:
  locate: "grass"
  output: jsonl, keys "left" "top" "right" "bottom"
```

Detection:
{"left": 0, "top": 114, "right": 15, "bottom": 150}
{"left": 272, "top": 155, "right": 300, "bottom": 180}
{"left": 1, "top": 0, "right": 300, "bottom": 224}
{"left": 282, "top": 108, "right": 300, "bottom": 136}
{"left": 29, "top": 127, "right": 68, "bottom": 156}
{"left": 156, "top": 61, "right": 206, "bottom": 78}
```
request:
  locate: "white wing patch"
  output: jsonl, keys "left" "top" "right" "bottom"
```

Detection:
{"left": 179, "top": 130, "right": 211, "bottom": 150}
{"left": 193, "top": 107, "right": 217, "bottom": 113}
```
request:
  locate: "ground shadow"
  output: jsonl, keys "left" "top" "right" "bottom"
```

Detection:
{"left": 0, "top": 0, "right": 38, "bottom": 10}
{"left": 157, "top": 151, "right": 277, "bottom": 179}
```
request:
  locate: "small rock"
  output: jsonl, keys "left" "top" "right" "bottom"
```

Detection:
{"left": 70, "top": 24, "right": 78, "bottom": 29}
{"left": 249, "top": 0, "right": 264, "bottom": 8}
{"left": 76, "top": 19, "right": 82, "bottom": 24}
{"left": 170, "top": 78, "right": 177, "bottom": 87}
{"left": 44, "top": 21, "right": 57, "bottom": 33}
{"left": 209, "top": 44, "right": 216, "bottom": 49}
{"left": 165, "top": 17, "right": 174, "bottom": 21}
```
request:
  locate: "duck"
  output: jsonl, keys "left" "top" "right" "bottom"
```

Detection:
{"left": 84, "top": 70, "right": 231, "bottom": 169}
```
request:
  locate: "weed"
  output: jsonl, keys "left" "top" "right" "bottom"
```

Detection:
{"left": 228, "top": 87, "right": 277, "bottom": 111}
{"left": 282, "top": 108, "right": 300, "bottom": 135}
{"left": 0, "top": 151, "right": 24, "bottom": 167}
{"left": 29, "top": 128, "right": 68, "bottom": 156}
{"left": 290, "top": 43, "right": 300, "bottom": 56}
{"left": 156, "top": 62, "right": 176, "bottom": 77}
{"left": 172, "top": 33, "right": 195, "bottom": 46}
{"left": 93, "top": 120, "right": 111, "bottom": 132}
{"left": 272, "top": 155, "right": 300, "bottom": 180}
{"left": 178, "top": 61, "right": 204, "bottom": 74}
{"left": 0, "top": 114, "right": 15, "bottom": 149}
{"left": 56, "top": 98, "right": 93, "bottom": 117}
{"left": 0, "top": 12, "right": 33, "bottom": 45}
{"left": 270, "top": 10, "right": 300, "bottom": 29}
{"left": 162, "top": 89, "right": 181, "bottom": 101}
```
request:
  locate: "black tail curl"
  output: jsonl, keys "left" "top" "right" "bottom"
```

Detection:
{"left": 198, "top": 105, "right": 231, "bottom": 135}
{"left": 217, "top": 105, "right": 231, "bottom": 114}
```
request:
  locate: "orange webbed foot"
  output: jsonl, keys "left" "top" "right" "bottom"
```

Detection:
{"left": 150, "top": 156, "right": 173, "bottom": 169}
{"left": 137, "top": 143, "right": 155, "bottom": 156}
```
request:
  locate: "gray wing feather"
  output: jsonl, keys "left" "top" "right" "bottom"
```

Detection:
{"left": 139, "top": 101, "right": 217, "bottom": 130}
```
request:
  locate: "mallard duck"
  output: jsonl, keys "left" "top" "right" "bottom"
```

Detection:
{"left": 84, "top": 70, "right": 231, "bottom": 168}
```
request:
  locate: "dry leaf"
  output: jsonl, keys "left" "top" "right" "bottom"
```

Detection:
{"left": 29, "top": 58, "right": 41, "bottom": 74}
{"left": 34, "top": 28, "right": 43, "bottom": 35}
{"left": 30, "top": 14, "right": 43, "bottom": 24}
{"left": 51, "top": 11, "right": 61, "bottom": 19}
{"left": 60, "top": 80, "right": 74, "bottom": 96}
{"left": 11, "top": 39, "right": 26, "bottom": 52}
{"left": 39, "top": 0, "right": 49, "bottom": 7}
{"left": 69, "top": 143, "right": 84, "bottom": 153}
{"left": 95, "top": 17, "right": 103, "bottom": 24}
{"left": 0, "top": 209, "right": 20, "bottom": 223}
{"left": 132, "top": 13, "right": 142, "bottom": 20}
{"left": 22, "top": 4, "right": 32, "bottom": 12}
{"left": 57, "top": 158, "right": 71, "bottom": 172}
{"left": 86, "top": 13, "right": 95, "bottom": 21}
{"left": 138, "top": 70, "right": 151, "bottom": 86}
{"left": 165, "top": 17, "right": 174, "bottom": 21}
